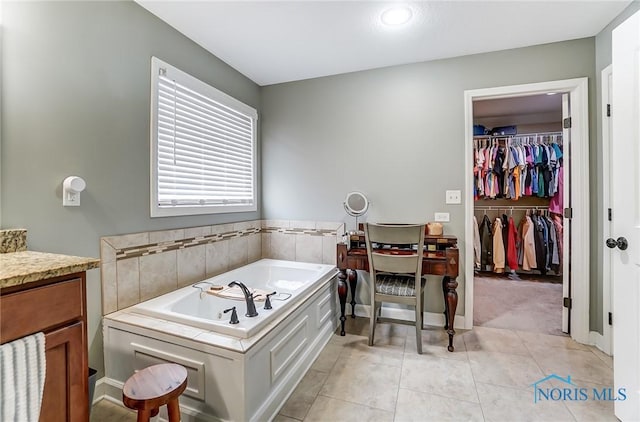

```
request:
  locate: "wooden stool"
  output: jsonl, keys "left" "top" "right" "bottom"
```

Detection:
{"left": 122, "top": 363, "right": 188, "bottom": 422}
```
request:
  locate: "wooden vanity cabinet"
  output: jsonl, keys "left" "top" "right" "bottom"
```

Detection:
{"left": 0, "top": 272, "right": 89, "bottom": 422}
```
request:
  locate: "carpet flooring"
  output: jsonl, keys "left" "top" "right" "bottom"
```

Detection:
{"left": 473, "top": 273, "right": 565, "bottom": 336}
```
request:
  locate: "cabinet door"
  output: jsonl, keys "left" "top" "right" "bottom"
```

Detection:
{"left": 40, "top": 322, "right": 88, "bottom": 422}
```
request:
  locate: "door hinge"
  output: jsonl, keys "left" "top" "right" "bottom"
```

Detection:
{"left": 608, "top": 208, "right": 612, "bottom": 221}
{"left": 608, "top": 312, "right": 613, "bottom": 325}
{"left": 606, "top": 104, "right": 611, "bottom": 117}
{"left": 564, "top": 207, "right": 573, "bottom": 219}
{"left": 563, "top": 297, "right": 572, "bottom": 309}
{"left": 563, "top": 117, "right": 572, "bottom": 129}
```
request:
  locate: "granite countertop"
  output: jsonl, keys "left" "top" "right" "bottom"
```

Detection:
{"left": 0, "top": 251, "right": 100, "bottom": 289}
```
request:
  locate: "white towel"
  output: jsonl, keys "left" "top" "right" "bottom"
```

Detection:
{"left": 1, "top": 332, "right": 46, "bottom": 422}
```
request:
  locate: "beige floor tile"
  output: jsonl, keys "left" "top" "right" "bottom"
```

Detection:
{"left": 551, "top": 378, "right": 618, "bottom": 422}
{"left": 340, "top": 335, "right": 405, "bottom": 367}
{"left": 476, "top": 382, "right": 575, "bottom": 422}
{"left": 305, "top": 395, "right": 393, "bottom": 422}
{"left": 90, "top": 400, "right": 136, "bottom": 422}
{"left": 400, "top": 353, "right": 479, "bottom": 404}
{"left": 528, "top": 346, "right": 614, "bottom": 386}
{"left": 588, "top": 346, "right": 614, "bottom": 369}
{"left": 516, "top": 330, "right": 590, "bottom": 352}
{"left": 468, "top": 350, "right": 545, "bottom": 390}
{"left": 279, "top": 369, "right": 329, "bottom": 420}
{"left": 320, "top": 354, "right": 402, "bottom": 411}
{"left": 311, "top": 341, "right": 343, "bottom": 373}
{"left": 462, "top": 326, "right": 530, "bottom": 356}
{"left": 394, "top": 388, "right": 484, "bottom": 422}
{"left": 405, "top": 326, "right": 468, "bottom": 361}
{"left": 274, "top": 414, "right": 301, "bottom": 422}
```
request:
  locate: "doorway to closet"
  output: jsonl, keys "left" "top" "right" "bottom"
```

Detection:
{"left": 472, "top": 94, "right": 567, "bottom": 336}
{"left": 463, "top": 78, "right": 590, "bottom": 345}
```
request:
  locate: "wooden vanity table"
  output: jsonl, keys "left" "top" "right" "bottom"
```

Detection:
{"left": 336, "top": 232, "right": 460, "bottom": 351}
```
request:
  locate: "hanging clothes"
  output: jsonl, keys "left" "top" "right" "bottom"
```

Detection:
{"left": 492, "top": 217, "right": 506, "bottom": 273}
{"left": 506, "top": 216, "right": 519, "bottom": 271}
{"left": 532, "top": 214, "right": 548, "bottom": 275}
{"left": 521, "top": 215, "right": 537, "bottom": 271}
{"left": 473, "top": 216, "right": 481, "bottom": 269}
{"left": 479, "top": 215, "right": 493, "bottom": 271}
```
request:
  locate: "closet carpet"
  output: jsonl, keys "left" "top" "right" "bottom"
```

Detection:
{"left": 473, "top": 274, "right": 564, "bottom": 336}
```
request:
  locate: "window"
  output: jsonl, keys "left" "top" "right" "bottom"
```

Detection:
{"left": 150, "top": 57, "right": 258, "bottom": 217}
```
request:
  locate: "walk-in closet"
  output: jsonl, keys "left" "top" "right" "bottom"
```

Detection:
{"left": 472, "top": 93, "right": 569, "bottom": 336}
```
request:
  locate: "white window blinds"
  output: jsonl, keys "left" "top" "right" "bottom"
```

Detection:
{"left": 150, "top": 57, "right": 257, "bottom": 217}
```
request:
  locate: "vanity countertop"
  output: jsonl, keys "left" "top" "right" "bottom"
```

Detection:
{"left": 0, "top": 251, "right": 100, "bottom": 289}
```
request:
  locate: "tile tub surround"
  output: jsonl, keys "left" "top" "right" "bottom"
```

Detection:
{"left": 100, "top": 220, "right": 343, "bottom": 314}
{"left": 0, "top": 251, "right": 100, "bottom": 288}
{"left": 0, "top": 229, "right": 27, "bottom": 253}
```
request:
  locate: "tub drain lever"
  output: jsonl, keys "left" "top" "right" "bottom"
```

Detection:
{"left": 223, "top": 307, "right": 240, "bottom": 324}
{"left": 264, "top": 292, "right": 277, "bottom": 310}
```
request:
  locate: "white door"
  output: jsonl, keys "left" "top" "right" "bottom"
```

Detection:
{"left": 612, "top": 10, "right": 640, "bottom": 421}
{"left": 561, "top": 93, "right": 570, "bottom": 334}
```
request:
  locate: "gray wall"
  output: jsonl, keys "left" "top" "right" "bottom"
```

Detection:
{"left": 261, "top": 38, "right": 596, "bottom": 319}
{"left": 591, "top": 1, "right": 640, "bottom": 334}
{"left": 1, "top": 1, "right": 261, "bottom": 377}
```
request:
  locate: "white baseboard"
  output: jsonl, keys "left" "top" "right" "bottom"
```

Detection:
{"left": 92, "top": 377, "right": 107, "bottom": 405}
{"left": 589, "top": 330, "right": 610, "bottom": 355}
{"left": 353, "top": 304, "right": 466, "bottom": 330}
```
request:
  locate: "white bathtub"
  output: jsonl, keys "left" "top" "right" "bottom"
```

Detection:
{"left": 130, "top": 259, "right": 336, "bottom": 338}
{"left": 103, "top": 258, "right": 339, "bottom": 421}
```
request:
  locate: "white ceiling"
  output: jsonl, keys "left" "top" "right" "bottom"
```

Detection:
{"left": 474, "top": 94, "right": 562, "bottom": 118}
{"left": 136, "top": 1, "right": 631, "bottom": 86}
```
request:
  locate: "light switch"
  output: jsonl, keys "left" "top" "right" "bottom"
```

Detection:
{"left": 434, "top": 212, "right": 450, "bottom": 222}
{"left": 445, "top": 190, "right": 461, "bottom": 204}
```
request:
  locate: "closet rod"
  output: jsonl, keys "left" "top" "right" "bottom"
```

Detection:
{"left": 474, "top": 205, "right": 549, "bottom": 210}
{"left": 473, "top": 131, "right": 563, "bottom": 138}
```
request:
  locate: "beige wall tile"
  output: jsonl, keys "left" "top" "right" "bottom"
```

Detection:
{"left": 263, "top": 220, "right": 290, "bottom": 229}
{"left": 261, "top": 233, "right": 271, "bottom": 259}
{"left": 270, "top": 232, "right": 295, "bottom": 261}
{"left": 184, "top": 226, "right": 212, "bottom": 238}
{"left": 290, "top": 220, "right": 316, "bottom": 230}
{"left": 116, "top": 257, "right": 140, "bottom": 310}
{"left": 100, "top": 239, "right": 116, "bottom": 264}
{"left": 229, "top": 236, "right": 248, "bottom": 269}
{"left": 295, "top": 234, "right": 323, "bottom": 263}
{"left": 149, "top": 229, "right": 185, "bottom": 244}
{"left": 177, "top": 245, "right": 206, "bottom": 287}
{"left": 322, "top": 235, "right": 337, "bottom": 265}
{"left": 139, "top": 251, "right": 178, "bottom": 302}
{"left": 316, "top": 221, "right": 343, "bottom": 231}
{"left": 233, "top": 221, "right": 255, "bottom": 232}
{"left": 206, "top": 240, "right": 229, "bottom": 277}
{"left": 103, "top": 232, "right": 149, "bottom": 250}
{"left": 211, "top": 223, "right": 235, "bottom": 235}
{"left": 248, "top": 234, "right": 261, "bottom": 263}
{"left": 101, "top": 261, "right": 117, "bottom": 315}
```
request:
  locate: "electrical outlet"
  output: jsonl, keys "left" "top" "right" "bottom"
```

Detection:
{"left": 445, "top": 190, "right": 461, "bottom": 204}
{"left": 434, "top": 212, "right": 450, "bottom": 222}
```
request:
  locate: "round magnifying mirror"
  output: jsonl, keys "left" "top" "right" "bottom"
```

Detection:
{"left": 344, "top": 191, "right": 369, "bottom": 217}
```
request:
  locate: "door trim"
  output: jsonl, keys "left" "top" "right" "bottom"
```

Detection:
{"left": 601, "top": 64, "right": 613, "bottom": 355}
{"left": 463, "top": 77, "right": 591, "bottom": 345}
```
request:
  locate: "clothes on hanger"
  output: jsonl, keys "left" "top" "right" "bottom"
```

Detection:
{"left": 473, "top": 208, "right": 563, "bottom": 276}
{"left": 473, "top": 134, "right": 563, "bottom": 202}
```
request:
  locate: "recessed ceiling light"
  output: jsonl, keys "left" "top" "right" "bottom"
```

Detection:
{"left": 381, "top": 7, "right": 413, "bottom": 26}
{"left": 546, "top": 92, "right": 557, "bottom": 95}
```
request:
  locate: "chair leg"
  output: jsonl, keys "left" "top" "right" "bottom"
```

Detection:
{"left": 167, "top": 398, "right": 181, "bottom": 422}
{"left": 368, "top": 301, "right": 377, "bottom": 346}
{"left": 421, "top": 291, "right": 425, "bottom": 330}
{"left": 415, "top": 303, "right": 423, "bottom": 354}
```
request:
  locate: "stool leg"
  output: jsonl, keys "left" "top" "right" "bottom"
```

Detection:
{"left": 167, "top": 399, "right": 181, "bottom": 422}
{"left": 137, "top": 409, "right": 152, "bottom": 422}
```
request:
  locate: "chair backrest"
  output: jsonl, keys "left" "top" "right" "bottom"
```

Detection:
{"left": 364, "top": 223, "right": 425, "bottom": 276}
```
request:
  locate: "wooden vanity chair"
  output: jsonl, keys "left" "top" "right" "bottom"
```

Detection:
{"left": 364, "top": 223, "right": 426, "bottom": 354}
{"left": 122, "top": 363, "right": 188, "bottom": 422}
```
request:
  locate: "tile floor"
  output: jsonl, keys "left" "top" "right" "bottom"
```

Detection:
{"left": 91, "top": 317, "right": 616, "bottom": 422}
